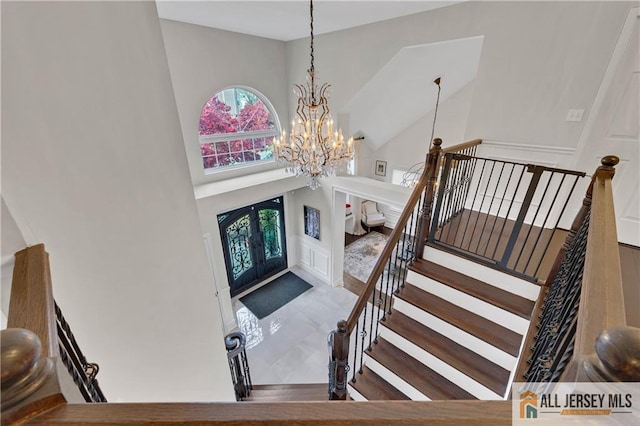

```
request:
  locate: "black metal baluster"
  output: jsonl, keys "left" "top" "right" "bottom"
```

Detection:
{"left": 467, "top": 159, "right": 497, "bottom": 253}
{"left": 523, "top": 173, "right": 567, "bottom": 275}
{"left": 499, "top": 165, "right": 544, "bottom": 270}
{"left": 483, "top": 163, "right": 517, "bottom": 258}
{"left": 358, "top": 307, "right": 367, "bottom": 375}
{"left": 491, "top": 165, "right": 527, "bottom": 261}
{"left": 368, "top": 285, "right": 377, "bottom": 350}
{"left": 533, "top": 175, "right": 582, "bottom": 277}
{"left": 513, "top": 170, "right": 555, "bottom": 275}
{"left": 429, "top": 153, "right": 453, "bottom": 242}
{"left": 524, "top": 205, "right": 589, "bottom": 382}
{"left": 473, "top": 161, "right": 507, "bottom": 253}
{"left": 458, "top": 158, "right": 486, "bottom": 251}
{"left": 351, "top": 317, "right": 360, "bottom": 383}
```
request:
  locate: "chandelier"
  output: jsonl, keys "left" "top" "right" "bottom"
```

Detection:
{"left": 274, "top": 0, "right": 354, "bottom": 190}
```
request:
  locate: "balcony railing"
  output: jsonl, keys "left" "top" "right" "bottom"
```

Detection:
{"left": 429, "top": 153, "right": 585, "bottom": 280}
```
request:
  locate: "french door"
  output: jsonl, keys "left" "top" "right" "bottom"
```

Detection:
{"left": 218, "top": 197, "right": 287, "bottom": 297}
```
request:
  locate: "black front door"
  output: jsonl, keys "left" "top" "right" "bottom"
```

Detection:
{"left": 218, "top": 197, "right": 287, "bottom": 297}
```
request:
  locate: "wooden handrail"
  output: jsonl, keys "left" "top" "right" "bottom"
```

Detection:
{"left": 574, "top": 156, "right": 626, "bottom": 349}
{"left": 345, "top": 139, "right": 443, "bottom": 332}
{"left": 31, "top": 400, "right": 512, "bottom": 425}
{"left": 442, "top": 138, "right": 482, "bottom": 154}
{"left": 345, "top": 170, "right": 431, "bottom": 331}
{"left": 565, "top": 156, "right": 628, "bottom": 381}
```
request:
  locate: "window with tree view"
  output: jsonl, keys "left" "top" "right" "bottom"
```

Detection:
{"left": 199, "top": 87, "right": 279, "bottom": 171}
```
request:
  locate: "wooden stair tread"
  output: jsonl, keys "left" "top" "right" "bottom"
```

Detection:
{"left": 350, "top": 366, "right": 410, "bottom": 401}
{"left": 383, "top": 311, "right": 510, "bottom": 396}
{"left": 245, "top": 384, "right": 327, "bottom": 402}
{"left": 251, "top": 383, "right": 326, "bottom": 391}
{"left": 410, "top": 259, "right": 535, "bottom": 319}
{"left": 368, "top": 338, "right": 477, "bottom": 400}
{"left": 396, "top": 284, "right": 522, "bottom": 356}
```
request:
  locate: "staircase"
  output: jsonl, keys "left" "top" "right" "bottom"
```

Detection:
{"left": 348, "top": 245, "right": 540, "bottom": 401}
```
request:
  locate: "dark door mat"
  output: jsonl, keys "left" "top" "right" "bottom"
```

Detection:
{"left": 239, "top": 272, "right": 313, "bottom": 319}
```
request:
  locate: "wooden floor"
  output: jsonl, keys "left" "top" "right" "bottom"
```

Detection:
{"left": 620, "top": 243, "right": 640, "bottom": 327}
{"left": 433, "top": 209, "right": 563, "bottom": 280}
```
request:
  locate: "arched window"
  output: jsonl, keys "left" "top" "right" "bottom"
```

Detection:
{"left": 199, "top": 87, "right": 280, "bottom": 171}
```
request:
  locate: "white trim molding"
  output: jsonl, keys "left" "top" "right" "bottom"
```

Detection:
{"left": 477, "top": 140, "right": 576, "bottom": 170}
{"left": 295, "top": 235, "right": 331, "bottom": 285}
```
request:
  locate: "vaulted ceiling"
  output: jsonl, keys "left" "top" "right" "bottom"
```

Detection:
{"left": 156, "top": 1, "right": 461, "bottom": 41}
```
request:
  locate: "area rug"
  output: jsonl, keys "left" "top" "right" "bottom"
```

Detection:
{"left": 344, "top": 231, "right": 389, "bottom": 283}
{"left": 239, "top": 272, "right": 313, "bottom": 319}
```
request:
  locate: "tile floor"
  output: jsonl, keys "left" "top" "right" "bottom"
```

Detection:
{"left": 232, "top": 266, "right": 357, "bottom": 384}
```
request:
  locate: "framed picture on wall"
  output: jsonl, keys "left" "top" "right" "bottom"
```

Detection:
{"left": 304, "top": 205, "right": 320, "bottom": 240}
{"left": 375, "top": 160, "right": 387, "bottom": 176}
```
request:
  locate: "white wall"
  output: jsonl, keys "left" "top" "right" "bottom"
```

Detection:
{"left": 159, "top": 18, "right": 338, "bottom": 307}
{"left": 159, "top": 19, "right": 289, "bottom": 187}
{"left": 1, "top": 1, "right": 234, "bottom": 402}
{"left": 373, "top": 81, "right": 476, "bottom": 181}
{"left": 1, "top": 198, "right": 27, "bottom": 329}
{"left": 285, "top": 1, "right": 634, "bottom": 171}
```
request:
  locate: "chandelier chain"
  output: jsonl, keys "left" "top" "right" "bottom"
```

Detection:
{"left": 309, "top": 0, "right": 314, "bottom": 73}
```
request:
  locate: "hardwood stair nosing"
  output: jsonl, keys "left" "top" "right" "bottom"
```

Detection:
{"left": 362, "top": 353, "right": 431, "bottom": 401}
{"left": 392, "top": 297, "right": 518, "bottom": 371}
{"left": 379, "top": 324, "right": 504, "bottom": 400}
{"left": 396, "top": 283, "right": 522, "bottom": 356}
{"left": 349, "top": 366, "right": 411, "bottom": 401}
{"left": 406, "top": 272, "right": 530, "bottom": 335}
{"left": 251, "top": 383, "right": 326, "bottom": 391}
{"left": 409, "top": 259, "right": 536, "bottom": 319}
{"left": 380, "top": 310, "right": 512, "bottom": 396}
{"left": 347, "top": 384, "right": 367, "bottom": 401}
{"left": 422, "top": 245, "right": 541, "bottom": 300}
{"left": 365, "top": 338, "right": 478, "bottom": 400}
{"left": 248, "top": 389, "right": 328, "bottom": 397}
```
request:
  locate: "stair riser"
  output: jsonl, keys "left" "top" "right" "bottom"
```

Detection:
{"left": 363, "top": 353, "right": 430, "bottom": 401}
{"left": 379, "top": 325, "right": 502, "bottom": 400}
{"left": 406, "top": 270, "right": 530, "bottom": 334}
{"left": 423, "top": 246, "right": 540, "bottom": 300}
{"left": 393, "top": 297, "right": 517, "bottom": 370}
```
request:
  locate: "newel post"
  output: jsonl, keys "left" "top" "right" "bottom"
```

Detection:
{"left": 414, "top": 138, "right": 443, "bottom": 260}
{"left": 328, "top": 320, "right": 349, "bottom": 400}
{"left": 583, "top": 326, "right": 640, "bottom": 382}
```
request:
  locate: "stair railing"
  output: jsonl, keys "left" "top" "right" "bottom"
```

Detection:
{"left": 428, "top": 152, "right": 585, "bottom": 281}
{"left": 329, "top": 138, "right": 482, "bottom": 400}
{"left": 55, "top": 301, "right": 107, "bottom": 402}
{"left": 1, "top": 244, "right": 106, "bottom": 424}
{"left": 514, "top": 156, "right": 640, "bottom": 385}
{"left": 225, "top": 331, "right": 252, "bottom": 401}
